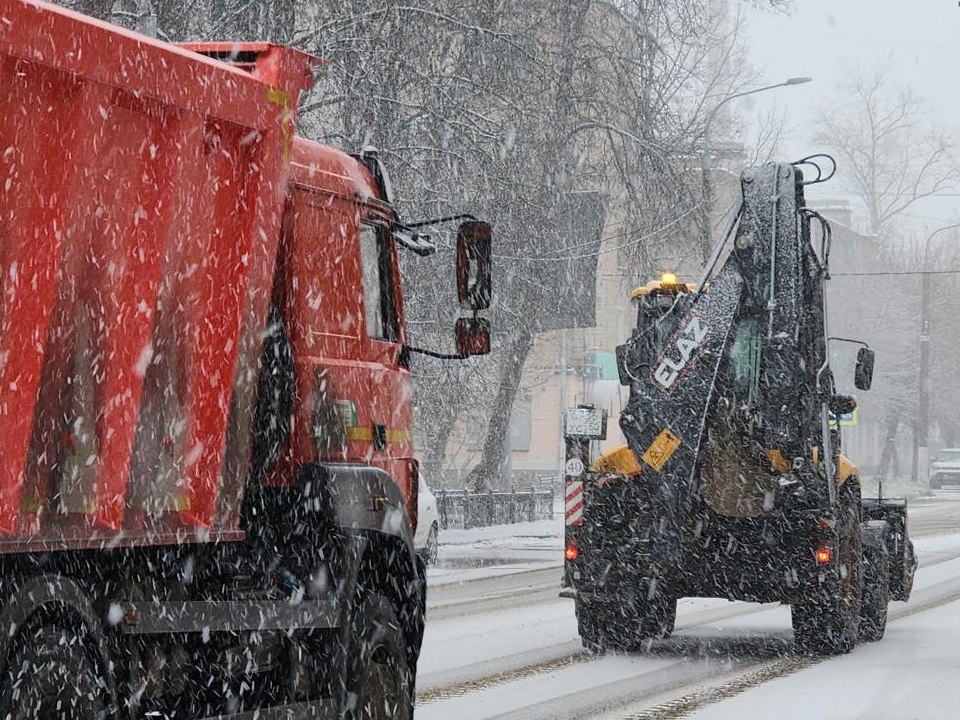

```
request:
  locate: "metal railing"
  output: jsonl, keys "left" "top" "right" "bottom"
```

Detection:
{"left": 437, "top": 486, "right": 554, "bottom": 529}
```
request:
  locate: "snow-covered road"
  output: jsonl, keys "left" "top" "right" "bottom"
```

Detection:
{"left": 415, "top": 487, "right": 960, "bottom": 719}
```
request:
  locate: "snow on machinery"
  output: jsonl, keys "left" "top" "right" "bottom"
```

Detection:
{"left": 0, "top": 2, "right": 492, "bottom": 718}
{"left": 562, "top": 157, "right": 916, "bottom": 655}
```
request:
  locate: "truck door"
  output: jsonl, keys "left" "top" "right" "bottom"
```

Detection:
{"left": 356, "top": 218, "right": 414, "bottom": 506}
{"left": 284, "top": 188, "right": 414, "bottom": 514}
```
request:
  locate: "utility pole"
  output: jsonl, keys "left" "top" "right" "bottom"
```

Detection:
{"left": 699, "top": 77, "right": 812, "bottom": 262}
{"left": 558, "top": 328, "right": 567, "bottom": 484}
{"left": 917, "top": 270, "right": 930, "bottom": 486}
{"left": 914, "top": 222, "right": 960, "bottom": 487}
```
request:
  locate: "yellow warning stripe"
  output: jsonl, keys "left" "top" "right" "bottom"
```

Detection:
{"left": 345, "top": 427, "right": 414, "bottom": 443}
{"left": 265, "top": 88, "right": 289, "bottom": 106}
{"left": 265, "top": 87, "right": 293, "bottom": 160}
{"left": 19, "top": 494, "right": 192, "bottom": 513}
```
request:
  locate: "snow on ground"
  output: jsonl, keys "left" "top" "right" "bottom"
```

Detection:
{"left": 420, "top": 553, "right": 960, "bottom": 720}
{"left": 427, "top": 515, "right": 563, "bottom": 587}
{"left": 684, "top": 599, "right": 960, "bottom": 720}
{"left": 417, "top": 489, "right": 960, "bottom": 718}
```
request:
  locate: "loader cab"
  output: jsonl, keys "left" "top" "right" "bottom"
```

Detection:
{"left": 616, "top": 275, "right": 694, "bottom": 385}
{"left": 632, "top": 275, "right": 695, "bottom": 343}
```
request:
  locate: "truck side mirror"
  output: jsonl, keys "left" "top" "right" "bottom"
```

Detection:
{"left": 456, "top": 221, "right": 492, "bottom": 311}
{"left": 456, "top": 317, "right": 491, "bottom": 356}
{"left": 855, "top": 347, "right": 875, "bottom": 391}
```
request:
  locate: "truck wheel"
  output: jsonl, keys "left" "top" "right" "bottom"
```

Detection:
{"left": 793, "top": 486, "right": 863, "bottom": 655}
{"left": 0, "top": 625, "right": 107, "bottom": 720}
{"left": 859, "top": 538, "right": 890, "bottom": 642}
{"left": 344, "top": 595, "right": 412, "bottom": 720}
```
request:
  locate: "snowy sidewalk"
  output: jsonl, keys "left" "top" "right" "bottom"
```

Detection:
{"left": 427, "top": 515, "right": 563, "bottom": 587}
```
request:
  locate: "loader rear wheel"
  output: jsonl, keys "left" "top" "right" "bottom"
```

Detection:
{"left": 0, "top": 624, "right": 107, "bottom": 720}
{"left": 344, "top": 595, "right": 412, "bottom": 720}
{"left": 576, "top": 586, "right": 676, "bottom": 653}
{"left": 859, "top": 538, "right": 890, "bottom": 642}
{"left": 792, "top": 484, "right": 863, "bottom": 655}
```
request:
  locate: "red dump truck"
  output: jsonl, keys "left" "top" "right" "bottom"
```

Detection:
{"left": 0, "top": 2, "right": 492, "bottom": 718}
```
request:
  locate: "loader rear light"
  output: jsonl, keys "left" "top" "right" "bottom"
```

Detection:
{"left": 565, "top": 542, "right": 579, "bottom": 561}
{"left": 816, "top": 546, "right": 832, "bottom": 564}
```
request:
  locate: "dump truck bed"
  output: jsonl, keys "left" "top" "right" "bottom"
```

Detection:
{"left": 0, "top": 0, "right": 315, "bottom": 551}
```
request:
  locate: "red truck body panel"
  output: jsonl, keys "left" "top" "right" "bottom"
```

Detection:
{"left": 0, "top": 1, "right": 317, "bottom": 550}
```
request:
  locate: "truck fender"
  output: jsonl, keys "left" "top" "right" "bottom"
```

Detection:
{"left": 0, "top": 574, "right": 118, "bottom": 715}
{"left": 298, "top": 464, "right": 425, "bottom": 669}
{"left": 299, "top": 463, "right": 415, "bottom": 550}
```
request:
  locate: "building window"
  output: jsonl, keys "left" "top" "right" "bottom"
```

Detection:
{"left": 509, "top": 395, "right": 533, "bottom": 452}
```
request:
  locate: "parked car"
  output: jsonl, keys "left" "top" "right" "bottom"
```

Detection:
{"left": 416, "top": 474, "right": 440, "bottom": 564}
{"left": 930, "top": 448, "right": 960, "bottom": 489}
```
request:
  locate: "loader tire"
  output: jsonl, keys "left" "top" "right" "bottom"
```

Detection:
{"left": 0, "top": 624, "right": 108, "bottom": 720}
{"left": 575, "top": 599, "right": 607, "bottom": 653}
{"left": 859, "top": 537, "right": 890, "bottom": 642}
{"left": 576, "top": 588, "right": 676, "bottom": 653}
{"left": 344, "top": 595, "right": 412, "bottom": 720}
{"left": 793, "top": 482, "right": 863, "bottom": 655}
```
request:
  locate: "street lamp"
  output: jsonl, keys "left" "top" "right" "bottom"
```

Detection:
{"left": 699, "top": 77, "right": 813, "bottom": 260}
{"left": 915, "top": 222, "right": 960, "bottom": 487}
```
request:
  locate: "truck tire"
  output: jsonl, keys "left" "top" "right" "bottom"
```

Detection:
{"left": 859, "top": 536, "right": 890, "bottom": 642}
{"left": 0, "top": 625, "right": 107, "bottom": 720}
{"left": 792, "top": 484, "right": 863, "bottom": 655}
{"left": 344, "top": 595, "right": 412, "bottom": 720}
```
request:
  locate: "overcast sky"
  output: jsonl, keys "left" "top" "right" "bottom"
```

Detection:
{"left": 736, "top": 0, "right": 960, "bottom": 234}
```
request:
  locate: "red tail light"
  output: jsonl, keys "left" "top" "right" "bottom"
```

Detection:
{"left": 565, "top": 542, "right": 579, "bottom": 561}
{"left": 816, "top": 546, "right": 832, "bottom": 564}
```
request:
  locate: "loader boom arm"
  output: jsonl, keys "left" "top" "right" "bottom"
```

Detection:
{"left": 617, "top": 161, "right": 833, "bottom": 574}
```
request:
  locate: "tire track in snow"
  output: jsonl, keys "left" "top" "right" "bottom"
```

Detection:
{"left": 618, "top": 578, "right": 960, "bottom": 720}
{"left": 417, "top": 598, "right": 778, "bottom": 705}
{"left": 417, "top": 523, "right": 960, "bottom": 714}
{"left": 418, "top": 551, "right": 960, "bottom": 717}
{"left": 417, "top": 651, "right": 585, "bottom": 705}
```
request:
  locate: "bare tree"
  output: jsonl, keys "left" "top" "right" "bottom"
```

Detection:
{"left": 56, "top": 0, "right": 790, "bottom": 493}
{"left": 813, "top": 62, "right": 960, "bottom": 482}
{"left": 813, "top": 61, "right": 960, "bottom": 238}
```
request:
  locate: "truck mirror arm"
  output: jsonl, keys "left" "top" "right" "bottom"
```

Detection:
{"left": 400, "top": 345, "right": 469, "bottom": 362}
{"left": 405, "top": 213, "right": 478, "bottom": 229}
{"left": 392, "top": 223, "right": 436, "bottom": 256}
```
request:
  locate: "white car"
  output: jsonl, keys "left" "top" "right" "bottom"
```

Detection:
{"left": 415, "top": 474, "right": 440, "bottom": 564}
{"left": 930, "top": 448, "right": 960, "bottom": 489}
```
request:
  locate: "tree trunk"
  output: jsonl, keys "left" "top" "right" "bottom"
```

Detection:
{"left": 422, "top": 418, "right": 456, "bottom": 489}
{"left": 877, "top": 413, "right": 900, "bottom": 481}
{"left": 465, "top": 329, "right": 534, "bottom": 492}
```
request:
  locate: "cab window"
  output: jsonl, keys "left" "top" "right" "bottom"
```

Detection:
{"left": 359, "top": 223, "right": 398, "bottom": 341}
{"left": 727, "top": 319, "right": 761, "bottom": 402}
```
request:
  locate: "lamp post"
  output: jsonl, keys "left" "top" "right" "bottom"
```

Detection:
{"left": 915, "top": 222, "right": 960, "bottom": 487}
{"left": 699, "top": 77, "right": 812, "bottom": 261}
